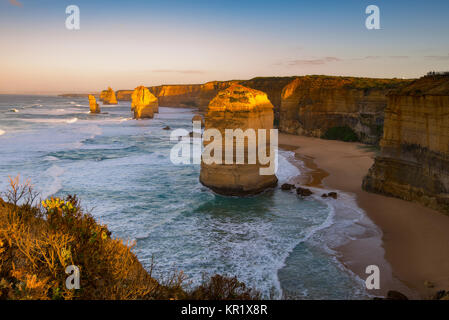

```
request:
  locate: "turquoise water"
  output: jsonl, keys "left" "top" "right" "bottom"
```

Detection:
{"left": 0, "top": 95, "right": 371, "bottom": 299}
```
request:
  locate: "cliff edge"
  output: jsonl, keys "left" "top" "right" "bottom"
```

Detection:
{"left": 363, "top": 75, "right": 449, "bottom": 214}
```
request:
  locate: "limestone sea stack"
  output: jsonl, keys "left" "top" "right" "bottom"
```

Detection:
{"left": 88, "top": 94, "right": 100, "bottom": 113}
{"left": 363, "top": 74, "right": 449, "bottom": 214}
{"left": 101, "top": 87, "right": 118, "bottom": 105}
{"left": 132, "top": 86, "right": 158, "bottom": 119}
{"left": 200, "top": 84, "right": 278, "bottom": 196}
{"left": 132, "top": 86, "right": 159, "bottom": 113}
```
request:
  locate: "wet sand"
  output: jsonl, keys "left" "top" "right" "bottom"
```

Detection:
{"left": 279, "top": 133, "right": 449, "bottom": 299}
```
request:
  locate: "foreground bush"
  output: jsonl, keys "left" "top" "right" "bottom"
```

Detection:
{"left": 0, "top": 177, "right": 259, "bottom": 300}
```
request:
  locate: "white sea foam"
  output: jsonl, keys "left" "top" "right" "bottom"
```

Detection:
{"left": 21, "top": 118, "right": 78, "bottom": 124}
{"left": 44, "top": 156, "right": 59, "bottom": 161}
{"left": 278, "top": 153, "right": 382, "bottom": 298}
{"left": 276, "top": 151, "right": 301, "bottom": 183}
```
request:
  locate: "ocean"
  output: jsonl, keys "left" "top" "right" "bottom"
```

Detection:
{"left": 0, "top": 95, "right": 374, "bottom": 299}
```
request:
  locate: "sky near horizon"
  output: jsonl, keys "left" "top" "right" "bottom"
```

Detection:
{"left": 1, "top": 0, "right": 448, "bottom": 94}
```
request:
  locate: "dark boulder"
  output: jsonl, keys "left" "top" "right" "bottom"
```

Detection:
{"left": 281, "top": 183, "right": 295, "bottom": 191}
{"left": 328, "top": 192, "right": 338, "bottom": 199}
{"left": 296, "top": 187, "right": 313, "bottom": 197}
{"left": 321, "top": 192, "right": 338, "bottom": 199}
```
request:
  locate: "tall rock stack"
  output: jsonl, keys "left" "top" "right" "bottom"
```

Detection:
{"left": 132, "top": 86, "right": 158, "bottom": 119}
{"left": 88, "top": 94, "right": 100, "bottom": 113}
{"left": 101, "top": 87, "right": 118, "bottom": 105}
{"left": 363, "top": 75, "right": 449, "bottom": 214}
{"left": 132, "top": 86, "right": 158, "bottom": 113}
{"left": 200, "top": 84, "right": 278, "bottom": 196}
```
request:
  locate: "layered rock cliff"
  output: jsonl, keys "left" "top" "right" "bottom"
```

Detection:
{"left": 100, "top": 87, "right": 118, "bottom": 105}
{"left": 132, "top": 86, "right": 158, "bottom": 119}
{"left": 200, "top": 84, "right": 278, "bottom": 195}
{"left": 116, "top": 90, "right": 134, "bottom": 101}
{"left": 111, "top": 78, "right": 291, "bottom": 118}
{"left": 363, "top": 75, "right": 449, "bottom": 214}
{"left": 79, "top": 75, "right": 413, "bottom": 145}
{"left": 240, "top": 77, "right": 295, "bottom": 125}
{"left": 88, "top": 94, "right": 100, "bottom": 114}
{"left": 279, "top": 76, "right": 410, "bottom": 144}
{"left": 147, "top": 81, "right": 237, "bottom": 110}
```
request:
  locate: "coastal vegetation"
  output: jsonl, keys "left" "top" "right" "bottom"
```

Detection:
{"left": 321, "top": 126, "right": 359, "bottom": 142}
{"left": 0, "top": 177, "right": 259, "bottom": 300}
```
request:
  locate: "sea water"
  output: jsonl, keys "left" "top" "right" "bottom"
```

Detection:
{"left": 0, "top": 95, "right": 372, "bottom": 299}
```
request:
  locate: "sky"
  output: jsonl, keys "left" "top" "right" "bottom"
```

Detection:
{"left": 0, "top": 0, "right": 448, "bottom": 94}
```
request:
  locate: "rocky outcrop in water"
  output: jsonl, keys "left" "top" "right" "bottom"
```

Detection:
{"left": 101, "top": 87, "right": 118, "bottom": 105}
{"left": 363, "top": 75, "right": 449, "bottom": 214}
{"left": 200, "top": 84, "right": 278, "bottom": 195}
{"left": 279, "top": 76, "right": 410, "bottom": 144}
{"left": 88, "top": 94, "right": 100, "bottom": 113}
{"left": 132, "top": 86, "right": 158, "bottom": 119}
{"left": 132, "top": 86, "right": 159, "bottom": 114}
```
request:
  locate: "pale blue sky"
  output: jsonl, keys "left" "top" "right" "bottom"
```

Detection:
{"left": 1, "top": 0, "right": 448, "bottom": 93}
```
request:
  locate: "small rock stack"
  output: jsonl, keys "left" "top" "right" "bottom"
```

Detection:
{"left": 88, "top": 95, "right": 100, "bottom": 114}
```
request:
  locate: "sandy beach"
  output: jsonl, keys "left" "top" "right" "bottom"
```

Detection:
{"left": 279, "top": 133, "right": 449, "bottom": 299}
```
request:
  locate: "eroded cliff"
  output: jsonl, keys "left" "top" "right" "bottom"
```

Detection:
{"left": 363, "top": 75, "right": 449, "bottom": 214}
{"left": 279, "top": 76, "right": 410, "bottom": 144}
{"left": 116, "top": 90, "right": 134, "bottom": 101}
{"left": 90, "top": 76, "right": 412, "bottom": 145}
{"left": 147, "top": 81, "right": 237, "bottom": 110}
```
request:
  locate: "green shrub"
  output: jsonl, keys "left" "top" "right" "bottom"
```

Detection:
{"left": 322, "top": 126, "right": 359, "bottom": 142}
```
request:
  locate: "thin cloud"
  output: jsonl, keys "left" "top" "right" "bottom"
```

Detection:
{"left": 352, "top": 56, "right": 409, "bottom": 61}
{"left": 363, "top": 56, "right": 381, "bottom": 60}
{"left": 152, "top": 69, "right": 206, "bottom": 74}
{"left": 287, "top": 57, "right": 342, "bottom": 66}
{"left": 9, "top": 0, "right": 22, "bottom": 7}
{"left": 424, "top": 54, "right": 449, "bottom": 60}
